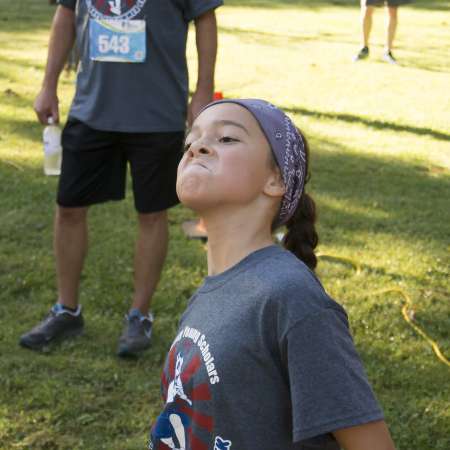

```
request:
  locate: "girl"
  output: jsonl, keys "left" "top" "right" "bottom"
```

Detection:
{"left": 149, "top": 99, "right": 396, "bottom": 450}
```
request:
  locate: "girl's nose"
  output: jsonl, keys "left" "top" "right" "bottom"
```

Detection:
{"left": 188, "top": 139, "right": 213, "bottom": 158}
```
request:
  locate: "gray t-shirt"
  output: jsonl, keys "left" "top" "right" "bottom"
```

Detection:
{"left": 58, "top": 0, "right": 222, "bottom": 132}
{"left": 150, "top": 245, "right": 384, "bottom": 450}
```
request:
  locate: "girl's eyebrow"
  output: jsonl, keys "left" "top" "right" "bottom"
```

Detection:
{"left": 214, "top": 120, "right": 250, "bottom": 135}
{"left": 190, "top": 120, "right": 250, "bottom": 136}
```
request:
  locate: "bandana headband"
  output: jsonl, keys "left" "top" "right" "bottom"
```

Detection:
{"left": 201, "top": 99, "right": 306, "bottom": 225}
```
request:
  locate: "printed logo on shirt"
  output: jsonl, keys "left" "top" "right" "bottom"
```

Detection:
{"left": 214, "top": 436, "right": 232, "bottom": 450}
{"left": 149, "top": 326, "right": 222, "bottom": 450}
{"left": 171, "top": 326, "right": 220, "bottom": 385}
{"left": 86, "top": 0, "right": 147, "bottom": 20}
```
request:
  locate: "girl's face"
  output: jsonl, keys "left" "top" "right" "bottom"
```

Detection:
{"left": 177, "top": 103, "right": 282, "bottom": 213}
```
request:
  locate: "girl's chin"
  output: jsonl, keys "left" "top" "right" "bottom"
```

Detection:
{"left": 178, "top": 194, "right": 212, "bottom": 212}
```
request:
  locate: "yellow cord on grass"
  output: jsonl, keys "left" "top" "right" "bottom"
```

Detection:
{"left": 318, "top": 254, "right": 450, "bottom": 368}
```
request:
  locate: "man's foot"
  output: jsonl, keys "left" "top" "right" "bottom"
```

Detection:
{"left": 353, "top": 46, "right": 369, "bottom": 62}
{"left": 19, "top": 304, "right": 84, "bottom": 351}
{"left": 117, "top": 308, "right": 153, "bottom": 357}
{"left": 383, "top": 50, "right": 397, "bottom": 64}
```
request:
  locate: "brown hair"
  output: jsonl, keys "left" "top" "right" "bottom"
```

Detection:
{"left": 272, "top": 130, "right": 319, "bottom": 270}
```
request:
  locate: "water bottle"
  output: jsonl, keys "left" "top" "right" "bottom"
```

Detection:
{"left": 43, "top": 117, "right": 62, "bottom": 176}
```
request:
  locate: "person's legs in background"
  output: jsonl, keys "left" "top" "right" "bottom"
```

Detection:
{"left": 354, "top": 1, "right": 375, "bottom": 61}
{"left": 116, "top": 211, "right": 168, "bottom": 357}
{"left": 131, "top": 211, "right": 168, "bottom": 316}
{"left": 117, "top": 131, "right": 183, "bottom": 357}
{"left": 19, "top": 119, "right": 124, "bottom": 352}
{"left": 362, "top": 3, "right": 375, "bottom": 49}
{"left": 19, "top": 205, "right": 88, "bottom": 351}
{"left": 384, "top": 5, "right": 398, "bottom": 63}
{"left": 55, "top": 206, "right": 88, "bottom": 310}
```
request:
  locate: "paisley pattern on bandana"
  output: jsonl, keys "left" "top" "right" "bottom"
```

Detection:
{"left": 279, "top": 114, "right": 306, "bottom": 224}
{"left": 201, "top": 99, "right": 306, "bottom": 225}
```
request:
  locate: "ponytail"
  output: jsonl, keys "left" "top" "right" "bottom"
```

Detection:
{"left": 282, "top": 192, "right": 318, "bottom": 270}
{"left": 273, "top": 129, "right": 319, "bottom": 270}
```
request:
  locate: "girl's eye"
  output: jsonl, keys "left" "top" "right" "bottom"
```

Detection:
{"left": 219, "top": 136, "right": 238, "bottom": 144}
{"left": 183, "top": 142, "right": 192, "bottom": 152}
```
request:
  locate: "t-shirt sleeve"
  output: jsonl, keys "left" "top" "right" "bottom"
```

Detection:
{"left": 57, "top": 0, "right": 76, "bottom": 10}
{"left": 184, "top": 0, "right": 223, "bottom": 22}
{"left": 284, "top": 307, "right": 384, "bottom": 442}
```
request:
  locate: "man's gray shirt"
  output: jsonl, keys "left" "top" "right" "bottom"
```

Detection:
{"left": 58, "top": 0, "right": 222, "bottom": 132}
{"left": 150, "top": 245, "right": 384, "bottom": 449}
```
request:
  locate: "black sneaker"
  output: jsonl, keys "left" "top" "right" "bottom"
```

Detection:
{"left": 117, "top": 308, "right": 153, "bottom": 357}
{"left": 19, "top": 304, "right": 84, "bottom": 351}
{"left": 383, "top": 50, "right": 397, "bottom": 65}
{"left": 353, "top": 46, "right": 369, "bottom": 62}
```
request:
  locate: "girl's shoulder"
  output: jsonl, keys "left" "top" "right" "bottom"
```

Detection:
{"left": 253, "top": 246, "right": 347, "bottom": 324}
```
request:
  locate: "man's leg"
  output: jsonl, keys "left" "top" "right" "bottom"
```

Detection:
{"left": 131, "top": 210, "right": 168, "bottom": 315}
{"left": 55, "top": 206, "right": 89, "bottom": 309}
{"left": 117, "top": 131, "right": 183, "bottom": 357}
{"left": 386, "top": 6, "right": 398, "bottom": 52}
{"left": 362, "top": 3, "right": 375, "bottom": 48}
{"left": 354, "top": 1, "right": 375, "bottom": 61}
{"left": 19, "top": 205, "right": 87, "bottom": 350}
{"left": 117, "top": 210, "right": 169, "bottom": 357}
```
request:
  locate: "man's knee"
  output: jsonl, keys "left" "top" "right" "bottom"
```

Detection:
{"left": 56, "top": 206, "right": 88, "bottom": 226}
{"left": 387, "top": 6, "right": 398, "bottom": 18}
{"left": 138, "top": 210, "right": 168, "bottom": 228}
{"left": 362, "top": 2, "right": 375, "bottom": 16}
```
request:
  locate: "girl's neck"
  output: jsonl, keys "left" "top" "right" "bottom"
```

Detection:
{"left": 203, "top": 209, "right": 274, "bottom": 276}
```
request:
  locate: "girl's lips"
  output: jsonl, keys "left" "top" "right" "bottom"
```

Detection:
{"left": 188, "top": 161, "right": 210, "bottom": 171}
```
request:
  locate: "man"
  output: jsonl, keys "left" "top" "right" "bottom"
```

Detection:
{"left": 20, "top": 0, "right": 222, "bottom": 357}
{"left": 353, "top": 0, "right": 410, "bottom": 64}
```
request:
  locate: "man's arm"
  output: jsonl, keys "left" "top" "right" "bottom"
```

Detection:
{"left": 333, "top": 420, "right": 396, "bottom": 450}
{"left": 34, "top": 5, "right": 76, "bottom": 124}
{"left": 188, "top": 9, "right": 218, "bottom": 126}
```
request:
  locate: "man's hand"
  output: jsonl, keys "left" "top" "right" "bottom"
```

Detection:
{"left": 187, "top": 88, "right": 213, "bottom": 127}
{"left": 34, "top": 88, "right": 59, "bottom": 124}
{"left": 34, "top": 5, "right": 75, "bottom": 125}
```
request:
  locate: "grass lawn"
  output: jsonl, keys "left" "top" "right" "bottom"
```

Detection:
{"left": 0, "top": 1, "right": 449, "bottom": 449}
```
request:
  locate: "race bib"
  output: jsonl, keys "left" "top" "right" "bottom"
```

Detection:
{"left": 89, "top": 19, "right": 146, "bottom": 63}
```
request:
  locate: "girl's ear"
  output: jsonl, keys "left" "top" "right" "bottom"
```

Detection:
{"left": 263, "top": 169, "right": 285, "bottom": 198}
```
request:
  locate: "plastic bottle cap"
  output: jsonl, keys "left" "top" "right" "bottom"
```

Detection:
{"left": 47, "top": 117, "right": 54, "bottom": 125}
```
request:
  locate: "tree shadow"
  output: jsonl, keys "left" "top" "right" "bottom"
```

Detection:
{"left": 0, "top": 116, "right": 41, "bottom": 144}
{"left": 306, "top": 135, "right": 450, "bottom": 251}
{"left": 0, "top": 0, "right": 53, "bottom": 33}
{"left": 285, "top": 105, "right": 450, "bottom": 141}
{"left": 0, "top": 54, "right": 45, "bottom": 73}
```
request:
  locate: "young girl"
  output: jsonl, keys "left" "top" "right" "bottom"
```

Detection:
{"left": 149, "top": 99, "right": 396, "bottom": 450}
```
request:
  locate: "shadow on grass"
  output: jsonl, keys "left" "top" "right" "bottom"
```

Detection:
{"left": 0, "top": 54, "right": 45, "bottom": 73}
{"left": 1, "top": 116, "right": 41, "bottom": 144}
{"left": 286, "top": 104, "right": 450, "bottom": 141}
{"left": 0, "top": 0, "right": 53, "bottom": 32}
{"left": 1, "top": 127, "right": 449, "bottom": 449}
{"left": 0, "top": 86, "right": 34, "bottom": 110}
{"left": 306, "top": 135, "right": 450, "bottom": 250}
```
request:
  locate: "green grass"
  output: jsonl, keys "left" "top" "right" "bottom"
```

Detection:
{"left": 0, "top": 1, "right": 449, "bottom": 449}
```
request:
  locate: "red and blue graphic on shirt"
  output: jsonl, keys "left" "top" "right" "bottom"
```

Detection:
{"left": 149, "top": 339, "right": 215, "bottom": 450}
{"left": 150, "top": 326, "right": 232, "bottom": 450}
{"left": 86, "top": 0, "right": 147, "bottom": 20}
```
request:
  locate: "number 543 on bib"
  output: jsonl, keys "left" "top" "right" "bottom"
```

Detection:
{"left": 89, "top": 19, "right": 146, "bottom": 63}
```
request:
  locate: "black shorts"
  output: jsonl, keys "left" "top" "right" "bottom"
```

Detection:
{"left": 365, "top": 0, "right": 411, "bottom": 6}
{"left": 57, "top": 118, "right": 184, "bottom": 213}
